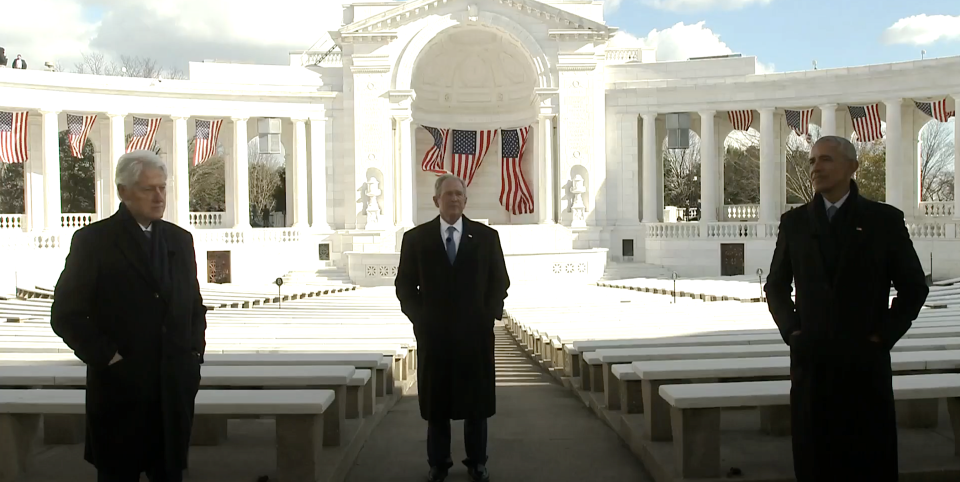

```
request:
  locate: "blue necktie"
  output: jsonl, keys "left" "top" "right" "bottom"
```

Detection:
{"left": 826, "top": 205, "right": 838, "bottom": 222}
{"left": 445, "top": 226, "right": 457, "bottom": 265}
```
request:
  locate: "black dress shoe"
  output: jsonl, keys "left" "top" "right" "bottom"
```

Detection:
{"left": 467, "top": 464, "right": 490, "bottom": 482}
{"left": 426, "top": 467, "right": 448, "bottom": 482}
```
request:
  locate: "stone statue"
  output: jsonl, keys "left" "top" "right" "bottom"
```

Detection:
{"left": 365, "top": 177, "right": 382, "bottom": 227}
{"left": 571, "top": 175, "right": 586, "bottom": 227}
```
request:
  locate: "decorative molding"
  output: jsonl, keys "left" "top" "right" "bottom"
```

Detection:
{"left": 350, "top": 66, "right": 392, "bottom": 74}
{"left": 337, "top": 32, "right": 399, "bottom": 44}
{"left": 365, "top": 264, "right": 398, "bottom": 278}
{"left": 549, "top": 29, "right": 609, "bottom": 42}
{"left": 551, "top": 262, "right": 588, "bottom": 275}
{"left": 557, "top": 63, "right": 598, "bottom": 72}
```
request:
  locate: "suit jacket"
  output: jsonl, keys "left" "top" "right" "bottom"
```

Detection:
{"left": 12, "top": 58, "right": 25, "bottom": 69}
{"left": 395, "top": 215, "right": 510, "bottom": 421}
{"left": 764, "top": 181, "right": 929, "bottom": 350}
{"left": 50, "top": 203, "right": 207, "bottom": 473}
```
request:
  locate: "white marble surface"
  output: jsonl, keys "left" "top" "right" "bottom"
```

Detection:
{"left": 0, "top": 365, "right": 358, "bottom": 386}
{"left": 0, "top": 389, "right": 336, "bottom": 414}
{"left": 349, "top": 369, "right": 372, "bottom": 386}
{"left": 611, "top": 364, "right": 640, "bottom": 381}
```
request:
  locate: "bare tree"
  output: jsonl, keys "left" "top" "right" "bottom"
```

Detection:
{"left": 662, "top": 135, "right": 701, "bottom": 210}
{"left": 72, "top": 51, "right": 186, "bottom": 79}
{"left": 189, "top": 155, "right": 225, "bottom": 212}
{"left": 784, "top": 126, "right": 820, "bottom": 203}
{"left": 918, "top": 120, "right": 955, "bottom": 202}
{"left": 247, "top": 138, "right": 285, "bottom": 227}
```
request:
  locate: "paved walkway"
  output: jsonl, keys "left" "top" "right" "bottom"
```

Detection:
{"left": 345, "top": 323, "right": 651, "bottom": 482}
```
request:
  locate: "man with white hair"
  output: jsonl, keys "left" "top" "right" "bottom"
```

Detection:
{"left": 51, "top": 150, "right": 207, "bottom": 482}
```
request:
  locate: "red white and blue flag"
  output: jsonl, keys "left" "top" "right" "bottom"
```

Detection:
{"left": 67, "top": 113, "right": 97, "bottom": 158}
{"left": 499, "top": 126, "right": 533, "bottom": 215}
{"left": 193, "top": 118, "right": 223, "bottom": 165}
{"left": 126, "top": 116, "right": 162, "bottom": 153}
{"left": 914, "top": 98, "right": 955, "bottom": 123}
{"left": 847, "top": 104, "right": 883, "bottom": 142}
{"left": 728, "top": 110, "right": 754, "bottom": 131}
{"left": 784, "top": 108, "right": 813, "bottom": 141}
{"left": 0, "top": 110, "right": 29, "bottom": 163}
{"left": 451, "top": 129, "right": 496, "bottom": 186}
{"left": 420, "top": 126, "right": 449, "bottom": 174}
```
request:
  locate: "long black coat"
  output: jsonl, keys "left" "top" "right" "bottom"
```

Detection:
{"left": 395, "top": 216, "right": 510, "bottom": 421}
{"left": 764, "top": 181, "right": 928, "bottom": 481}
{"left": 51, "top": 203, "right": 207, "bottom": 475}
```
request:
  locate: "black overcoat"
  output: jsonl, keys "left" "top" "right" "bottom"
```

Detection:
{"left": 51, "top": 203, "right": 207, "bottom": 475}
{"left": 395, "top": 216, "right": 510, "bottom": 421}
{"left": 764, "top": 181, "right": 928, "bottom": 481}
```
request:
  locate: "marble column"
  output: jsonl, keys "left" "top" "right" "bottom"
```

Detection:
{"left": 393, "top": 114, "right": 416, "bottom": 228}
{"left": 699, "top": 110, "right": 718, "bottom": 222}
{"left": 641, "top": 113, "right": 658, "bottom": 223}
{"left": 819, "top": 103, "right": 838, "bottom": 137}
{"left": 953, "top": 95, "right": 960, "bottom": 220}
{"left": 539, "top": 114, "right": 555, "bottom": 224}
{"left": 169, "top": 115, "right": 190, "bottom": 228}
{"left": 309, "top": 115, "right": 331, "bottom": 230}
{"left": 230, "top": 117, "right": 250, "bottom": 229}
{"left": 289, "top": 118, "right": 309, "bottom": 228}
{"left": 759, "top": 108, "right": 779, "bottom": 223}
{"left": 39, "top": 109, "right": 61, "bottom": 231}
{"left": 884, "top": 99, "right": 904, "bottom": 212}
{"left": 105, "top": 113, "right": 126, "bottom": 215}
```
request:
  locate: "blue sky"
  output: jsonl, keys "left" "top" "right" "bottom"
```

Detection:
{"left": 610, "top": 0, "right": 960, "bottom": 72}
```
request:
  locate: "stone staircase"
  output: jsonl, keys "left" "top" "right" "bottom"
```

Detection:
{"left": 600, "top": 262, "right": 677, "bottom": 281}
{"left": 280, "top": 263, "right": 354, "bottom": 287}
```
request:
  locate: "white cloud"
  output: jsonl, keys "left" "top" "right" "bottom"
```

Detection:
{"left": 640, "top": 0, "right": 773, "bottom": 12}
{"left": 609, "top": 22, "right": 775, "bottom": 73}
{"left": 882, "top": 14, "right": 960, "bottom": 46}
{"left": 3, "top": 0, "right": 97, "bottom": 66}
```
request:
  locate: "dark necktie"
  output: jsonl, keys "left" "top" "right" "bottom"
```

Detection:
{"left": 143, "top": 229, "right": 152, "bottom": 240}
{"left": 445, "top": 226, "right": 457, "bottom": 265}
{"left": 826, "top": 205, "right": 839, "bottom": 222}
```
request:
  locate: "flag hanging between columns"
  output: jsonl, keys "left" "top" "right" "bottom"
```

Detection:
{"left": 728, "top": 110, "right": 754, "bottom": 131}
{"left": 67, "top": 113, "right": 97, "bottom": 158}
{"left": 499, "top": 126, "right": 533, "bottom": 215}
{"left": 421, "top": 126, "right": 449, "bottom": 174}
{"left": 914, "top": 98, "right": 955, "bottom": 122}
{"left": 784, "top": 108, "right": 813, "bottom": 142}
{"left": 451, "top": 129, "right": 496, "bottom": 186}
{"left": 126, "top": 116, "right": 162, "bottom": 153}
{"left": 847, "top": 104, "right": 883, "bottom": 142}
{"left": 194, "top": 118, "right": 223, "bottom": 165}
{"left": 0, "top": 111, "right": 29, "bottom": 163}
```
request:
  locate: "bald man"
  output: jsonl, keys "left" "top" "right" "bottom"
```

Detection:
{"left": 764, "top": 136, "right": 928, "bottom": 481}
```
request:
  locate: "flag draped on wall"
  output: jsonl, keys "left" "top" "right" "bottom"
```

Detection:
{"left": 451, "top": 129, "right": 496, "bottom": 186}
{"left": 126, "top": 116, "right": 162, "bottom": 153}
{"left": 784, "top": 108, "right": 813, "bottom": 140}
{"left": 420, "top": 126, "right": 449, "bottom": 174}
{"left": 914, "top": 98, "right": 955, "bottom": 122}
{"left": 194, "top": 118, "right": 223, "bottom": 165}
{"left": 0, "top": 111, "right": 29, "bottom": 163}
{"left": 728, "top": 110, "right": 754, "bottom": 131}
{"left": 847, "top": 104, "right": 883, "bottom": 142}
{"left": 499, "top": 126, "right": 533, "bottom": 215}
{"left": 67, "top": 113, "right": 97, "bottom": 158}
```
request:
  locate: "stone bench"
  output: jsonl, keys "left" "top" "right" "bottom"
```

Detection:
{"left": 0, "top": 388, "right": 336, "bottom": 482}
{"left": 609, "top": 364, "right": 642, "bottom": 413}
{"left": 0, "top": 364, "right": 357, "bottom": 447}
{"left": 346, "top": 369, "right": 373, "bottom": 419}
{"left": 658, "top": 373, "right": 960, "bottom": 479}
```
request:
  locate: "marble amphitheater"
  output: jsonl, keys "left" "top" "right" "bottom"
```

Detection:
{"left": 1, "top": 0, "right": 960, "bottom": 481}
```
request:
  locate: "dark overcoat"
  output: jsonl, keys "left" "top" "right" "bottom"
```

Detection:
{"left": 764, "top": 181, "right": 928, "bottom": 481}
{"left": 51, "top": 203, "right": 207, "bottom": 475}
{"left": 395, "top": 216, "right": 510, "bottom": 421}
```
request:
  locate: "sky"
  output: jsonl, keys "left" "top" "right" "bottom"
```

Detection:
{"left": 4, "top": 0, "right": 959, "bottom": 75}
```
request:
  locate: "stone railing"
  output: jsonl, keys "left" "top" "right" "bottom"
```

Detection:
{"left": 0, "top": 214, "right": 21, "bottom": 230}
{"left": 193, "top": 228, "right": 302, "bottom": 245}
{"left": 606, "top": 48, "right": 641, "bottom": 63}
{"left": 61, "top": 213, "right": 93, "bottom": 229}
{"left": 190, "top": 212, "right": 226, "bottom": 229}
{"left": 646, "top": 222, "right": 780, "bottom": 239}
{"left": 722, "top": 204, "right": 803, "bottom": 221}
{"left": 920, "top": 202, "right": 954, "bottom": 218}
{"left": 907, "top": 221, "right": 959, "bottom": 239}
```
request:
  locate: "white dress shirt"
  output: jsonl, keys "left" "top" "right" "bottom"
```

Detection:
{"left": 139, "top": 222, "right": 153, "bottom": 236}
{"left": 440, "top": 216, "right": 463, "bottom": 255}
{"left": 824, "top": 190, "right": 850, "bottom": 212}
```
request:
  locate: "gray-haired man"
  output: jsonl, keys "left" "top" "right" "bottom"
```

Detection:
{"left": 51, "top": 150, "right": 207, "bottom": 482}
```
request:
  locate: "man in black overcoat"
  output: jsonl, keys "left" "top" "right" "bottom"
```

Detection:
{"left": 395, "top": 173, "right": 510, "bottom": 482}
{"left": 51, "top": 149, "right": 207, "bottom": 482}
{"left": 764, "top": 136, "right": 929, "bottom": 481}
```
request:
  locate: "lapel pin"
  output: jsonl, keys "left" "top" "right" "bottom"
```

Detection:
{"left": 856, "top": 227, "right": 863, "bottom": 231}
{"left": 468, "top": 234, "right": 473, "bottom": 238}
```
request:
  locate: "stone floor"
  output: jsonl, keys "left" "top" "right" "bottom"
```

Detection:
{"left": 343, "top": 324, "right": 653, "bottom": 482}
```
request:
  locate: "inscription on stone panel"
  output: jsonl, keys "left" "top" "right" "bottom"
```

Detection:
{"left": 356, "top": 75, "right": 385, "bottom": 166}
{"left": 560, "top": 74, "right": 593, "bottom": 164}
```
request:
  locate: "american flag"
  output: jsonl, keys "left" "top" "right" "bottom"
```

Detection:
{"left": 67, "top": 113, "right": 97, "bottom": 158}
{"left": 126, "top": 116, "right": 162, "bottom": 153}
{"left": 499, "top": 126, "right": 533, "bottom": 215}
{"left": 0, "top": 111, "right": 29, "bottom": 163}
{"left": 420, "top": 126, "right": 449, "bottom": 174}
{"left": 847, "top": 104, "right": 883, "bottom": 143}
{"left": 193, "top": 118, "right": 223, "bottom": 165}
{"left": 784, "top": 108, "right": 813, "bottom": 141}
{"left": 451, "top": 129, "right": 496, "bottom": 186}
{"left": 914, "top": 98, "right": 955, "bottom": 123}
{"left": 728, "top": 110, "right": 754, "bottom": 131}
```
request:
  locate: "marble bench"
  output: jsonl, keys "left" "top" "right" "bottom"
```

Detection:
{"left": 0, "top": 388, "right": 336, "bottom": 482}
{"left": 658, "top": 373, "right": 960, "bottom": 478}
